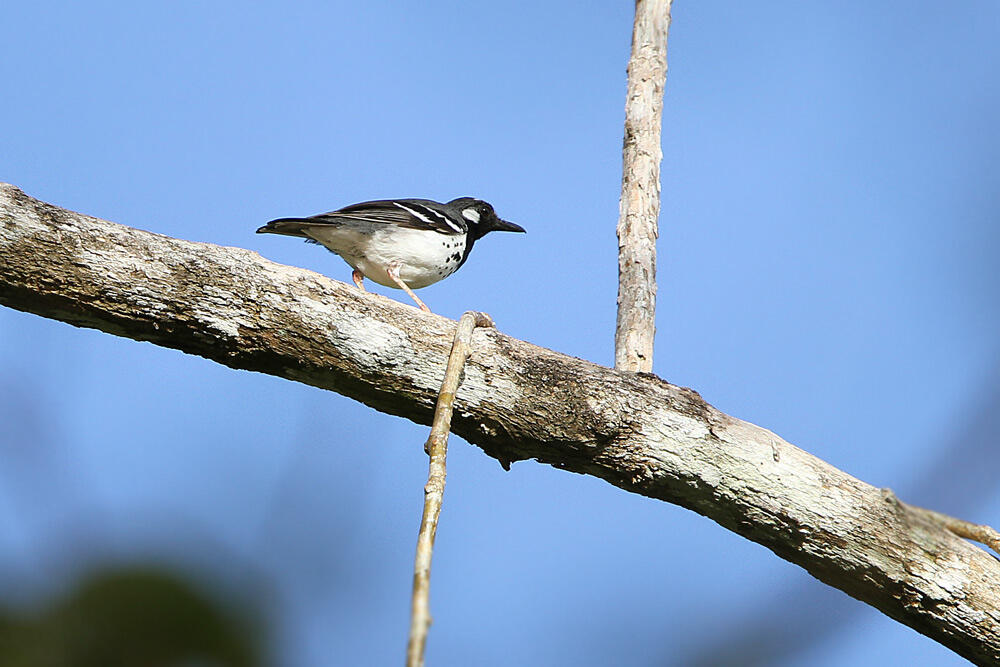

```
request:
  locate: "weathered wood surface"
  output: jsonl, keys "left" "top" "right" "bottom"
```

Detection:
{"left": 2, "top": 183, "right": 998, "bottom": 664}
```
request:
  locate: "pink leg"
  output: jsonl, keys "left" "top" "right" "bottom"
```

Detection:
{"left": 352, "top": 270, "right": 366, "bottom": 292}
{"left": 387, "top": 264, "right": 431, "bottom": 313}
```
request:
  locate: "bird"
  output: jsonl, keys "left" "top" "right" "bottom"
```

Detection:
{"left": 257, "top": 197, "right": 525, "bottom": 312}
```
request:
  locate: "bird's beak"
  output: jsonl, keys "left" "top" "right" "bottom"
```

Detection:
{"left": 493, "top": 219, "right": 526, "bottom": 233}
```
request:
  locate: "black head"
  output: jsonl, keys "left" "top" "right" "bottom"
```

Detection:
{"left": 447, "top": 198, "right": 525, "bottom": 240}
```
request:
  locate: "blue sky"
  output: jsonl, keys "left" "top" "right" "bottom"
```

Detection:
{"left": 2, "top": 1, "right": 998, "bottom": 665}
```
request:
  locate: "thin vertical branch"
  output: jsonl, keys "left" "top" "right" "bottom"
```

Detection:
{"left": 615, "top": 0, "right": 672, "bottom": 372}
{"left": 406, "top": 311, "right": 494, "bottom": 667}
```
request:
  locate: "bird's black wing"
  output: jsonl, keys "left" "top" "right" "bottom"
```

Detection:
{"left": 257, "top": 199, "right": 466, "bottom": 238}
{"left": 330, "top": 199, "right": 467, "bottom": 235}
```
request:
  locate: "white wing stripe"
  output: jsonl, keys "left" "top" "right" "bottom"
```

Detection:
{"left": 395, "top": 202, "right": 463, "bottom": 233}
{"left": 393, "top": 202, "right": 434, "bottom": 224}
{"left": 417, "top": 204, "right": 458, "bottom": 229}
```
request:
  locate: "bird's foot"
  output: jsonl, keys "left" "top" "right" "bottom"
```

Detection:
{"left": 387, "top": 264, "right": 431, "bottom": 313}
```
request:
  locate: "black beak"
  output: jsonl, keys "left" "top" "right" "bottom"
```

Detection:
{"left": 492, "top": 219, "right": 525, "bottom": 233}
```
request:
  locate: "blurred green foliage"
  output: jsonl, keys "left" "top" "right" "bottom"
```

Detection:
{"left": 0, "top": 566, "right": 262, "bottom": 667}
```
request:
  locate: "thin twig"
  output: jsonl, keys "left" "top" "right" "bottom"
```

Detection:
{"left": 406, "top": 311, "right": 495, "bottom": 667}
{"left": 904, "top": 503, "right": 1000, "bottom": 556}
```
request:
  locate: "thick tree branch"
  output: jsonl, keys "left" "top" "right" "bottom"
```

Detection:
{"left": 1, "top": 184, "right": 998, "bottom": 665}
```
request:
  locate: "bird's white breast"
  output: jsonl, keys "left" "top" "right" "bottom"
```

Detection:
{"left": 304, "top": 226, "right": 466, "bottom": 289}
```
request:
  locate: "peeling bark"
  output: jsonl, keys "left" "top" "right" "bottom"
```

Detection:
{"left": 616, "top": 0, "right": 671, "bottom": 372}
{"left": 1, "top": 183, "right": 998, "bottom": 664}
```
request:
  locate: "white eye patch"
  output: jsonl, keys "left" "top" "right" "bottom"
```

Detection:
{"left": 462, "top": 207, "right": 481, "bottom": 223}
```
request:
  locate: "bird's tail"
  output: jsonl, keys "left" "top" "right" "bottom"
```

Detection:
{"left": 255, "top": 218, "right": 317, "bottom": 238}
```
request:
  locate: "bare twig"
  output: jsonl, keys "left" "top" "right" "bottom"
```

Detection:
{"left": 615, "top": 0, "right": 672, "bottom": 372}
{"left": 406, "top": 311, "right": 495, "bottom": 667}
{"left": 904, "top": 503, "right": 1000, "bottom": 556}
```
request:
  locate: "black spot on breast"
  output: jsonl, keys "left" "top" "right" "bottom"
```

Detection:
{"left": 450, "top": 252, "right": 461, "bottom": 262}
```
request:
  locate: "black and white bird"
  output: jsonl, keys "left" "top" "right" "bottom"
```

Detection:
{"left": 257, "top": 197, "right": 525, "bottom": 312}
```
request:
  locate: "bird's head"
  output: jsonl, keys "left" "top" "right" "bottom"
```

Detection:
{"left": 448, "top": 198, "right": 525, "bottom": 239}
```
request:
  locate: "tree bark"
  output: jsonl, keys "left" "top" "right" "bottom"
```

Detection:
{"left": 1, "top": 183, "right": 998, "bottom": 665}
{"left": 616, "top": 0, "right": 671, "bottom": 372}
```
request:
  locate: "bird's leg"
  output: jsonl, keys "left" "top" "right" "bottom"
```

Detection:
{"left": 352, "top": 270, "right": 366, "bottom": 292}
{"left": 387, "top": 263, "right": 431, "bottom": 313}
